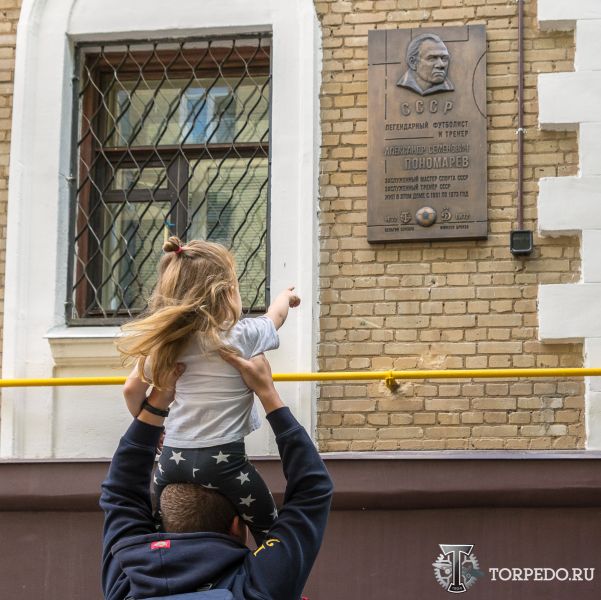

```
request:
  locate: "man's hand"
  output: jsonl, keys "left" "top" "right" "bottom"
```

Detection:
{"left": 221, "top": 353, "right": 284, "bottom": 414}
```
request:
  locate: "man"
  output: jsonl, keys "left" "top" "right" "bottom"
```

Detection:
{"left": 101, "top": 354, "right": 333, "bottom": 600}
{"left": 397, "top": 33, "right": 454, "bottom": 96}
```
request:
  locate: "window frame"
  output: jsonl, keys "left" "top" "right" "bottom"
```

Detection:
{"left": 67, "top": 36, "right": 273, "bottom": 325}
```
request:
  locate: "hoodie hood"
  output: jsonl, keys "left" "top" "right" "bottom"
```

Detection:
{"left": 112, "top": 532, "right": 249, "bottom": 598}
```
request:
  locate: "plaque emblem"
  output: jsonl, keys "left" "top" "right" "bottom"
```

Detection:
{"left": 416, "top": 206, "right": 437, "bottom": 227}
{"left": 441, "top": 207, "right": 452, "bottom": 222}
{"left": 399, "top": 211, "right": 412, "bottom": 224}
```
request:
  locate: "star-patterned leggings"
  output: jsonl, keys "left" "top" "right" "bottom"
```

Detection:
{"left": 154, "top": 440, "right": 277, "bottom": 545}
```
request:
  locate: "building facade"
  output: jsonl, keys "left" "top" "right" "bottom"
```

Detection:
{"left": 2, "top": 2, "right": 601, "bottom": 599}
{"left": 0, "top": 0, "right": 598, "bottom": 458}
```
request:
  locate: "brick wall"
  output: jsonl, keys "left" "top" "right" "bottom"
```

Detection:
{"left": 0, "top": 2, "right": 585, "bottom": 451}
{"left": 0, "top": 1, "right": 19, "bottom": 372}
{"left": 315, "top": 0, "right": 584, "bottom": 450}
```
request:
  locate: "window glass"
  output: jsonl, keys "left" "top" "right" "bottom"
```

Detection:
{"left": 105, "top": 78, "right": 269, "bottom": 147}
{"left": 111, "top": 167, "right": 168, "bottom": 191}
{"left": 187, "top": 157, "right": 268, "bottom": 308}
{"left": 100, "top": 201, "right": 169, "bottom": 311}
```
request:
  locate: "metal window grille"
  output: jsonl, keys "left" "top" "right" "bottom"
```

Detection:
{"left": 67, "top": 35, "right": 271, "bottom": 323}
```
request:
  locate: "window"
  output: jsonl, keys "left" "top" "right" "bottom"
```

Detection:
{"left": 68, "top": 36, "right": 271, "bottom": 323}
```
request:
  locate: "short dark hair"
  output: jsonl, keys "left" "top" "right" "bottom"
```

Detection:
{"left": 160, "top": 483, "right": 237, "bottom": 534}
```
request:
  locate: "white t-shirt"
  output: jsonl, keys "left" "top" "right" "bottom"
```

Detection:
{"left": 162, "top": 316, "right": 279, "bottom": 448}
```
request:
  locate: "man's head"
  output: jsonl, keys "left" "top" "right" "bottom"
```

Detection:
{"left": 406, "top": 33, "right": 450, "bottom": 91}
{"left": 160, "top": 483, "right": 248, "bottom": 543}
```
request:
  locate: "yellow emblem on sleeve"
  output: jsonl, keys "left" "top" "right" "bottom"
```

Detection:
{"left": 253, "top": 538, "right": 281, "bottom": 556}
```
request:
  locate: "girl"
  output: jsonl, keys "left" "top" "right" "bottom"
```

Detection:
{"left": 118, "top": 236, "right": 300, "bottom": 544}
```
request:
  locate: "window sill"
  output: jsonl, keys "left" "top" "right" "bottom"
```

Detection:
{"left": 45, "top": 325, "right": 122, "bottom": 366}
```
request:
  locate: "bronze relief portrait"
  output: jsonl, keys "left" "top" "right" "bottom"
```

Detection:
{"left": 397, "top": 33, "right": 455, "bottom": 96}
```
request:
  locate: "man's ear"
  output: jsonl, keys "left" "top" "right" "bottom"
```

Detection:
{"left": 229, "top": 515, "right": 248, "bottom": 544}
{"left": 229, "top": 514, "right": 240, "bottom": 537}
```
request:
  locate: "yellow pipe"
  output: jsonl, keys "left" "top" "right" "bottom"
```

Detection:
{"left": 274, "top": 368, "right": 601, "bottom": 382}
{"left": 0, "top": 377, "right": 128, "bottom": 387}
{"left": 1, "top": 367, "right": 601, "bottom": 387}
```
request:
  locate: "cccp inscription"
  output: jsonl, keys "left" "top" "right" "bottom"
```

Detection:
{"left": 367, "top": 26, "right": 487, "bottom": 242}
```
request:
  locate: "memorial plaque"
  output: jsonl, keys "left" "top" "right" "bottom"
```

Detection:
{"left": 367, "top": 26, "right": 487, "bottom": 242}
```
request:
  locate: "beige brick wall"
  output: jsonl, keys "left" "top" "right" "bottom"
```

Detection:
{"left": 0, "top": 3, "right": 585, "bottom": 451}
{"left": 0, "top": 2, "right": 20, "bottom": 372}
{"left": 315, "top": 0, "right": 585, "bottom": 450}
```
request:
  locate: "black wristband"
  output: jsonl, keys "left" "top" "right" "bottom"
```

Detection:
{"left": 141, "top": 399, "right": 170, "bottom": 418}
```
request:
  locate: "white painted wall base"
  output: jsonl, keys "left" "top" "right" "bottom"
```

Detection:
{"left": 539, "top": 177, "right": 601, "bottom": 234}
{"left": 585, "top": 339, "right": 601, "bottom": 448}
{"left": 538, "top": 0, "right": 601, "bottom": 30}
{"left": 539, "top": 284, "right": 601, "bottom": 342}
{"left": 538, "top": 1, "right": 601, "bottom": 448}
{"left": 539, "top": 72, "right": 601, "bottom": 129}
{"left": 2, "top": 0, "right": 322, "bottom": 458}
{"left": 579, "top": 124, "right": 601, "bottom": 175}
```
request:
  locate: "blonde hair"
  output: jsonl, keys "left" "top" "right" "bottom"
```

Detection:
{"left": 117, "top": 236, "right": 240, "bottom": 389}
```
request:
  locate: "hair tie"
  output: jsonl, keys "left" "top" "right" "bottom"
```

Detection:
{"left": 175, "top": 246, "right": 184, "bottom": 255}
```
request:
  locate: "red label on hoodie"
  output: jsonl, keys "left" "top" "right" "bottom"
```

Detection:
{"left": 150, "top": 540, "right": 171, "bottom": 550}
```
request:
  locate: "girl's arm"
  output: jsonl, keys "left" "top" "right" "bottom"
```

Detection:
{"left": 123, "top": 367, "right": 151, "bottom": 417}
{"left": 265, "top": 286, "right": 301, "bottom": 330}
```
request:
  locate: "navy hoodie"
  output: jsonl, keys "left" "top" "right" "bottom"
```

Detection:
{"left": 100, "top": 407, "right": 333, "bottom": 600}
